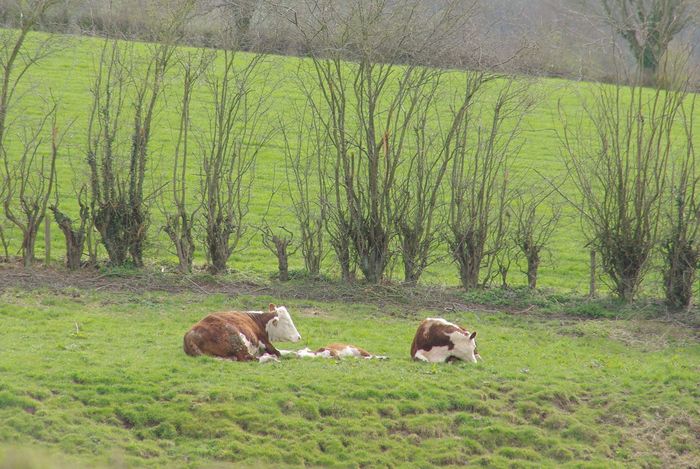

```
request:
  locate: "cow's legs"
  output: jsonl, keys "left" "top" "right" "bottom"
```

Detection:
{"left": 413, "top": 350, "right": 430, "bottom": 362}
{"left": 260, "top": 339, "right": 281, "bottom": 357}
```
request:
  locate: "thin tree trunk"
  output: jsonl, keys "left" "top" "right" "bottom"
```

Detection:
{"left": 589, "top": 250, "right": 596, "bottom": 298}
{"left": 44, "top": 214, "right": 51, "bottom": 264}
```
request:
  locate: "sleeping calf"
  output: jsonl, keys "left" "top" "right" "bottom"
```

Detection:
{"left": 288, "top": 343, "right": 388, "bottom": 360}
{"left": 183, "top": 304, "right": 301, "bottom": 362}
{"left": 410, "top": 318, "right": 480, "bottom": 363}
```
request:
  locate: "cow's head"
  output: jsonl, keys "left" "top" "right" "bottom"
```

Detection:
{"left": 266, "top": 304, "right": 302, "bottom": 342}
{"left": 471, "top": 332, "right": 482, "bottom": 361}
{"left": 450, "top": 329, "right": 479, "bottom": 363}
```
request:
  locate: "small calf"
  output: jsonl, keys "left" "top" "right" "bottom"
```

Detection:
{"left": 410, "top": 318, "right": 479, "bottom": 363}
{"left": 290, "top": 343, "right": 388, "bottom": 360}
{"left": 183, "top": 304, "right": 301, "bottom": 362}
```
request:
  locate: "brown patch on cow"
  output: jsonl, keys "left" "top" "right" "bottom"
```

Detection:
{"left": 410, "top": 320, "right": 465, "bottom": 358}
{"left": 315, "top": 343, "right": 372, "bottom": 358}
{"left": 183, "top": 309, "right": 280, "bottom": 360}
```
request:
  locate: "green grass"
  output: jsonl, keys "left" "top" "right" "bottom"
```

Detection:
{"left": 0, "top": 287, "right": 698, "bottom": 467}
{"left": 1, "top": 30, "right": 699, "bottom": 294}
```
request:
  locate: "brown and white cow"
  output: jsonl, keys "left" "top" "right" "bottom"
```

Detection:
{"left": 290, "top": 343, "right": 388, "bottom": 360}
{"left": 183, "top": 304, "right": 301, "bottom": 362}
{"left": 410, "top": 318, "right": 480, "bottom": 363}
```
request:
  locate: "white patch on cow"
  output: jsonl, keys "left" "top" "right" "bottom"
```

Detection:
{"left": 266, "top": 306, "right": 302, "bottom": 343}
{"left": 278, "top": 349, "right": 295, "bottom": 357}
{"left": 425, "top": 317, "right": 456, "bottom": 327}
{"left": 258, "top": 353, "right": 279, "bottom": 363}
{"left": 414, "top": 330, "right": 477, "bottom": 363}
{"left": 239, "top": 333, "right": 264, "bottom": 357}
{"left": 414, "top": 345, "right": 453, "bottom": 362}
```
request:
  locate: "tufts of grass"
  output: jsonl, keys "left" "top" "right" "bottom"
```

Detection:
{"left": 0, "top": 289, "right": 698, "bottom": 467}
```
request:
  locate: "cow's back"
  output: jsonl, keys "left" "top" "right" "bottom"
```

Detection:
{"left": 183, "top": 312, "right": 263, "bottom": 358}
{"left": 410, "top": 319, "right": 463, "bottom": 358}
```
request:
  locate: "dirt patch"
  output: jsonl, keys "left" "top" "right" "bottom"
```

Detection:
{"left": 0, "top": 262, "right": 502, "bottom": 314}
{"left": 624, "top": 414, "right": 700, "bottom": 468}
{"left": 1, "top": 262, "right": 699, "bottom": 332}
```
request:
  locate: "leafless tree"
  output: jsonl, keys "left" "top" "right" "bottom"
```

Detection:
{"left": 50, "top": 185, "right": 90, "bottom": 270}
{"left": 260, "top": 224, "right": 296, "bottom": 281}
{"left": 281, "top": 107, "right": 327, "bottom": 277}
{"left": 2, "top": 104, "right": 63, "bottom": 267}
{"left": 662, "top": 95, "right": 698, "bottom": 310}
{"left": 512, "top": 187, "right": 561, "bottom": 289}
{"left": 392, "top": 80, "right": 452, "bottom": 285}
{"left": 600, "top": 0, "right": 694, "bottom": 77}
{"left": 558, "top": 78, "right": 687, "bottom": 301}
{"left": 200, "top": 49, "right": 270, "bottom": 274}
{"left": 0, "top": 0, "right": 60, "bottom": 264}
{"left": 447, "top": 74, "right": 531, "bottom": 290}
{"left": 161, "top": 49, "right": 212, "bottom": 272}
{"left": 293, "top": 0, "right": 467, "bottom": 283}
{"left": 87, "top": 3, "right": 190, "bottom": 267}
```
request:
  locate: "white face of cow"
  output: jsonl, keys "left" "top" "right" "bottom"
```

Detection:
{"left": 449, "top": 330, "right": 478, "bottom": 363}
{"left": 265, "top": 304, "right": 302, "bottom": 343}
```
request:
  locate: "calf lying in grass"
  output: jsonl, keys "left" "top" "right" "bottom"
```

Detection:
{"left": 410, "top": 318, "right": 480, "bottom": 363}
{"left": 183, "top": 304, "right": 301, "bottom": 362}
{"left": 283, "top": 343, "right": 388, "bottom": 360}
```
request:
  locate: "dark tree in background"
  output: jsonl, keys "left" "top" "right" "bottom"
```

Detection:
{"left": 601, "top": 0, "right": 693, "bottom": 77}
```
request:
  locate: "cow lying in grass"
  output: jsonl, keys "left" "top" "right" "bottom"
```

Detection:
{"left": 283, "top": 343, "right": 388, "bottom": 360}
{"left": 410, "top": 318, "right": 480, "bottom": 363}
{"left": 183, "top": 304, "right": 301, "bottom": 362}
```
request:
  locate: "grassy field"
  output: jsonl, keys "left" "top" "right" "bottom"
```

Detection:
{"left": 5, "top": 30, "right": 694, "bottom": 294}
{"left": 0, "top": 282, "right": 698, "bottom": 468}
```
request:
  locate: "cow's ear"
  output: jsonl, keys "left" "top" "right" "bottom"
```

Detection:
{"left": 269, "top": 303, "right": 276, "bottom": 312}
{"left": 469, "top": 331, "right": 477, "bottom": 340}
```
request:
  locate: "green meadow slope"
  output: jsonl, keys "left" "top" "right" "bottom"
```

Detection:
{"left": 0, "top": 288, "right": 698, "bottom": 468}
{"left": 2, "top": 31, "right": 698, "bottom": 292}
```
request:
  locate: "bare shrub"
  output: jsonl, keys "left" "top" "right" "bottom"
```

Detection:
{"left": 447, "top": 75, "right": 532, "bottom": 290}
{"left": 260, "top": 224, "right": 296, "bottom": 282}
{"left": 87, "top": 3, "right": 190, "bottom": 267}
{"left": 392, "top": 80, "right": 452, "bottom": 285}
{"left": 281, "top": 108, "right": 326, "bottom": 277}
{"left": 512, "top": 188, "right": 561, "bottom": 289}
{"left": 0, "top": 0, "right": 60, "bottom": 265}
{"left": 2, "top": 106, "right": 63, "bottom": 267}
{"left": 161, "top": 50, "right": 212, "bottom": 273}
{"left": 50, "top": 186, "right": 90, "bottom": 270}
{"left": 558, "top": 78, "right": 688, "bottom": 301}
{"left": 294, "top": 0, "right": 467, "bottom": 283}
{"left": 200, "top": 50, "right": 270, "bottom": 274}
{"left": 662, "top": 96, "right": 698, "bottom": 310}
